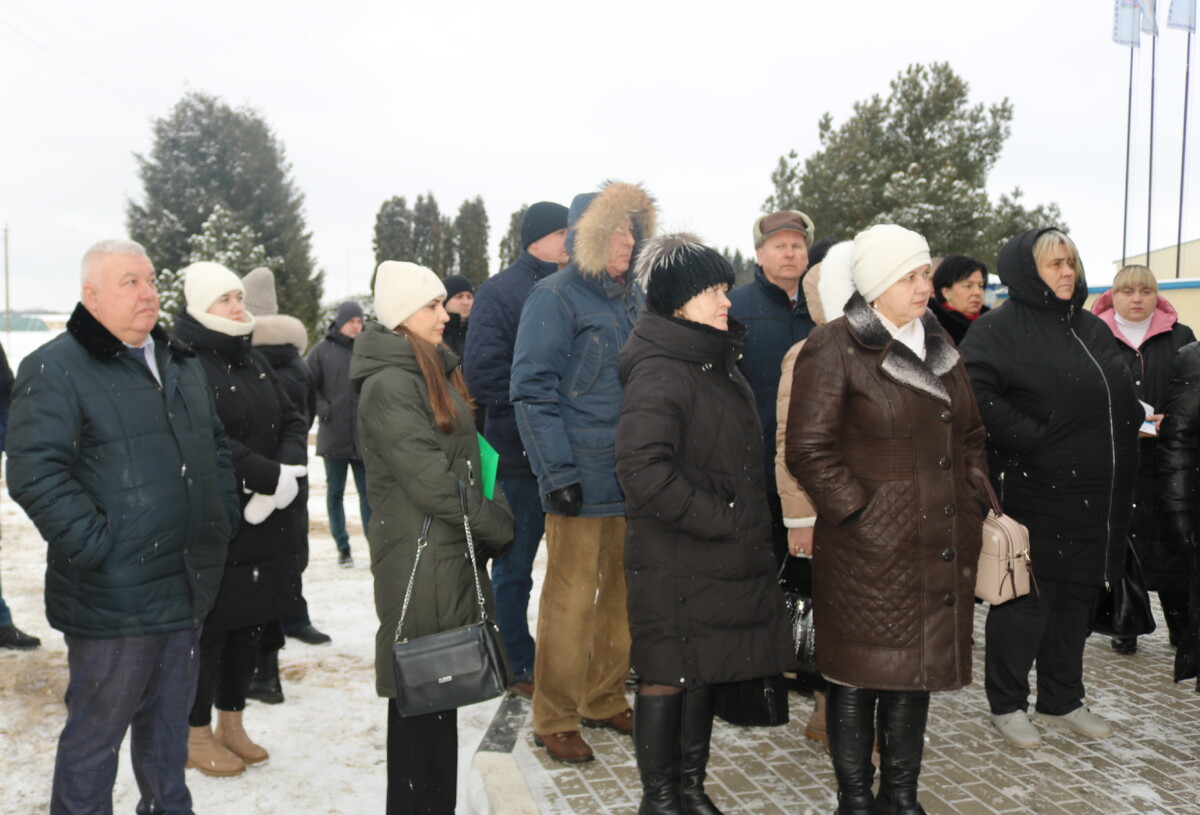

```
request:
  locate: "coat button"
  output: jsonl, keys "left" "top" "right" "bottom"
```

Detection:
{"left": 940, "top": 410, "right": 953, "bottom": 423}
{"left": 938, "top": 457, "right": 952, "bottom": 470}
{"left": 230, "top": 385, "right": 237, "bottom": 392}
{"left": 944, "top": 504, "right": 956, "bottom": 516}
{"left": 679, "top": 597, "right": 687, "bottom": 604}
{"left": 941, "top": 548, "right": 955, "bottom": 561}
{"left": 944, "top": 594, "right": 956, "bottom": 606}
{"left": 681, "top": 636, "right": 689, "bottom": 643}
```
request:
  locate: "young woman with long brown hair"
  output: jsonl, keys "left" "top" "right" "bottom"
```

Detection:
{"left": 350, "top": 261, "right": 513, "bottom": 814}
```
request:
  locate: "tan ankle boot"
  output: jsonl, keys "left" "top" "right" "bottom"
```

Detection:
{"left": 805, "top": 690, "right": 828, "bottom": 742}
{"left": 187, "top": 725, "right": 246, "bottom": 777}
{"left": 215, "top": 709, "right": 269, "bottom": 765}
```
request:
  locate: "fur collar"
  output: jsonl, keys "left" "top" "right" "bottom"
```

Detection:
{"left": 570, "top": 182, "right": 657, "bottom": 278}
{"left": 251, "top": 314, "right": 309, "bottom": 354}
{"left": 66, "top": 302, "right": 192, "bottom": 360}
{"left": 843, "top": 292, "right": 959, "bottom": 405}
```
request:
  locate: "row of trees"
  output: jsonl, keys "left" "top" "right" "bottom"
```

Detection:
{"left": 127, "top": 64, "right": 1064, "bottom": 338}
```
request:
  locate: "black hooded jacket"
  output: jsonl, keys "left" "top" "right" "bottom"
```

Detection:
{"left": 960, "top": 229, "right": 1141, "bottom": 587}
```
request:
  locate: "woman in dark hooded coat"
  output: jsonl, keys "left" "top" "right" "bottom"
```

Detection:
{"left": 960, "top": 228, "right": 1141, "bottom": 750}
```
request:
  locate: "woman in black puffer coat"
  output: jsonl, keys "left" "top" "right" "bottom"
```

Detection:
{"left": 1092, "top": 265, "right": 1195, "bottom": 653}
{"left": 174, "top": 262, "right": 308, "bottom": 777}
{"left": 617, "top": 234, "right": 790, "bottom": 815}
{"left": 960, "top": 229, "right": 1141, "bottom": 750}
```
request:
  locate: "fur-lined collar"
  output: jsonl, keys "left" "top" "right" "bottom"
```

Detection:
{"left": 568, "top": 182, "right": 657, "bottom": 278}
{"left": 251, "top": 314, "right": 309, "bottom": 354}
{"left": 843, "top": 292, "right": 959, "bottom": 405}
{"left": 66, "top": 302, "right": 193, "bottom": 360}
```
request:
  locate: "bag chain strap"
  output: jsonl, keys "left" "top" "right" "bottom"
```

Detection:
{"left": 394, "top": 481, "right": 488, "bottom": 644}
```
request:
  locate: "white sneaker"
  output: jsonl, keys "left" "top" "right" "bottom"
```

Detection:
{"left": 1039, "top": 707, "right": 1112, "bottom": 739}
{"left": 991, "top": 710, "right": 1041, "bottom": 748}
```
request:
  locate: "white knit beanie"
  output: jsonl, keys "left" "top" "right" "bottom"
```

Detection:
{"left": 374, "top": 261, "right": 447, "bottom": 330}
{"left": 850, "top": 225, "right": 932, "bottom": 303}
{"left": 183, "top": 261, "right": 256, "bottom": 336}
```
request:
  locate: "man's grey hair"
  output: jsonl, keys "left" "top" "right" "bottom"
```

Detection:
{"left": 81, "top": 239, "right": 148, "bottom": 286}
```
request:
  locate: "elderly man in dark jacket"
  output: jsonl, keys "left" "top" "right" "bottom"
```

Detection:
{"left": 307, "top": 300, "right": 370, "bottom": 567}
{"left": 6, "top": 239, "right": 239, "bottom": 815}
{"left": 729, "top": 210, "right": 817, "bottom": 565}
{"left": 463, "top": 200, "right": 568, "bottom": 696}
{"left": 511, "top": 182, "right": 656, "bottom": 764}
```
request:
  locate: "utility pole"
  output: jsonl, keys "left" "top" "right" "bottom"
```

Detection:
{"left": 3, "top": 225, "right": 9, "bottom": 333}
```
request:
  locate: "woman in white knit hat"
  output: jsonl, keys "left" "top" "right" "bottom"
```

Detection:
{"left": 173, "top": 261, "right": 309, "bottom": 778}
{"left": 785, "top": 225, "right": 990, "bottom": 815}
{"left": 350, "top": 261, "right": 513, "bottom": 814}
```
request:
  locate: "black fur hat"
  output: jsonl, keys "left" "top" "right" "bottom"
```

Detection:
{"left": 635, "top": 232, "right": 736, "bottom": 316}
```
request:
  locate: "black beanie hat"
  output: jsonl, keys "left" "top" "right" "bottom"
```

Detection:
{"left": 634, "top": 232, "right": 736, "bottom": 316}
{"left": 443, "top": 274, "right": 474, "bottom": 300}
{"left": 333, "top": 300, "right": 364, "bottom": 330}
{"left": 520, "top": 201, "right": 569, "bottom": 249}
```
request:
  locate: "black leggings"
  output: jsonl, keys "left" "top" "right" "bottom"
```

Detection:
{"left": 189, "top": 623, "right": 265, "bottom": 727}
{"left": 387, "top": 700, "right": 457, "bottom": 815}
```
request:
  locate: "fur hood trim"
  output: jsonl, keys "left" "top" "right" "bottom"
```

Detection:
{"left": 251, "top": 314, "right": 309, "bottom": 354}
{"left": 843, "top": 292, "right": 959, "bottom": 405}
{"left": 813, "top": 241, "right": 856, "bottom": 326}
{"left": 570, "top": 181, "right": 657, "bottom": 278}
{"left": 66, "top": 302, "right": 193, "bottom": 360}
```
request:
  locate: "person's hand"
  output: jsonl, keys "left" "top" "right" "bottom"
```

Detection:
{"left": 788, "top": 526, "right": 814, "bottom": 558}
{"left": 545, "top": 483, "right": 583, "bottom": 517}
{"left": 1166, "top": 512, "right": 1196, "bottom": 551}
{"left": 272, "top": 464, "right": 307, "bottom": 510}
{"left": 244, "top": 492, "right": 275, "bottom": 525}
{"left": 1151, "top": 413, "right": 1164, "bottom": 433}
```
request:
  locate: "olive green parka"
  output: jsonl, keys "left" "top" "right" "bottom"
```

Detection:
{"left": 351, "top": 322, "right": 514, "bottom": 698}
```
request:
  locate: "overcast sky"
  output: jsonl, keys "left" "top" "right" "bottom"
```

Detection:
{"left": 1, "top": 0, "right": 1196, "bottom": 312}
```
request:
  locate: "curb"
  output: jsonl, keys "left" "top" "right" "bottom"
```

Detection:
{"left": 474, "top": 693, "right": 538, "bottom": 814}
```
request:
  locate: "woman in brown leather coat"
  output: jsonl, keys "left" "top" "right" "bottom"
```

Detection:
{"left": 786, "top": 224, "right": 988, "bottom": 815}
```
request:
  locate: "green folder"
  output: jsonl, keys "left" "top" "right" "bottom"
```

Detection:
{"left": 477, "top": 433, "right": 499, "bottom": 500}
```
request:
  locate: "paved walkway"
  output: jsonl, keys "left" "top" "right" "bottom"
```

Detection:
{"left": 477, "top": 607, "right": 1200, "bottom": 814}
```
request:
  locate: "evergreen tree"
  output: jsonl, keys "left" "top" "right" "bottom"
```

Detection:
{"left": 455, "top": 196, "right": 490, "bottom": 286}
{"left": 411, "top": 194, "right": 446, "bottom": 274}
{"left": 441, "top": 217, "right": 458, "bottom": 278}
{"left": 721, "top": 248, "right": 755, "bottom": 287}
{"left": 498, "top": 205, "right": 529, "bottom": 270}
{"left": 127, "top": 91, "right": 322, "bottom": 327}
{"left": 764, "top": 63, "right": 1064, "bottom": 270}
{"left": 373, "top": 196, "right": 415, "bottom": 265}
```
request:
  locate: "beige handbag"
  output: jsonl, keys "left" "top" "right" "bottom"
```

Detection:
{"left": 971, "top": 469, "right": 1033, "bottom": 605}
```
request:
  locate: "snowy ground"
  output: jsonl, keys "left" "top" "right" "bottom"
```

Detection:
{"left": 0, "top": 433, "right": 518, "bottom": 814}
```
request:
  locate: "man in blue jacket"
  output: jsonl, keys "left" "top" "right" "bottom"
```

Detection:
{"left": 463, "top": 201, "right": 568, "bottom": 698}
{"left": 729, "top": 210, "right": 817, "bottom": 565}
{"left": 510, "top": 182, "right": 656, "bottom": 764}
{"left": 7, "top": 239, "right": 239, "bottom": 815}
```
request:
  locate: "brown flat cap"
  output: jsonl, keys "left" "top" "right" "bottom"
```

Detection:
{"left": 753, "top": 210, "right": 815, "bottom": 248}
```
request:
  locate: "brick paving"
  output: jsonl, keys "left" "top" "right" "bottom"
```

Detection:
{"left": 485, "top": 604, "right": 1200, "bottom": 814}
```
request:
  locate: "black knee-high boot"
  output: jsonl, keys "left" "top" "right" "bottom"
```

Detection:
{"left": 635, "top": 693, "right": 687, "bottom": 815}
{"left": 679, "top": 685, "right": 723, "bottom": 815}
{"left": 874, "top": 691, "right": 930, "bottom": 815}
{"left": 826, "top": 684, "right": 877, "bottom": 815}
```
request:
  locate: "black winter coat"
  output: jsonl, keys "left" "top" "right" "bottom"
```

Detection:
{"left": 928, "top": 299, "right": 988, "bottom": 346}
{"left": 1156, "top": 344, "right": 1200, "bottom": 581}
{"left": 463, "top": 251, "right": 560, "bottom": 479}
{"left": 1093, "top": 293, "right": 1195, "bottom": 592}
{"left": 616, "top": 313, "right": 791, "bottom": 687}
{"left": 7, "top": 305, "right": 239, "bottom": 638}
{"left": 175, "top": 311, "right": 308, "bottom": 631}
{"left": 307, "top": 328, "right": 360, "bottom": 459}
{"left": 728, "top": 266, "right": 816, "bottom": 494}
{"left": 258, "top": 345, "right": 316, "bottom": 433}
{"left": 960, "top": 229, "right": 1141, "bottom": 587}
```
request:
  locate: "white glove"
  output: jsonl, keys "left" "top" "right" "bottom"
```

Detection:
{"left": 244, "top": 492, "right": 276, "bottom": 525}
{"left": 272, "top": 464, "right": 307, "bottom": 510}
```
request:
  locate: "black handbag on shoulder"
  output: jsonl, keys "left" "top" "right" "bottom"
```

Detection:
{"left": 1092, "top": 544, "right": 1157, "bottom": 638}
{"left": 391, "top": 482, "right": 512, "bottom": 717}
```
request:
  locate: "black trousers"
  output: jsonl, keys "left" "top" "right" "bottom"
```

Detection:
{"left": 189, "top": 623, "right": 265, "bottom": 727}
{"left": 984, "top": 578, "right": 1101, "bottom": 716}
{"left": 387, "top": 700, "right": 457, "bottom": 815}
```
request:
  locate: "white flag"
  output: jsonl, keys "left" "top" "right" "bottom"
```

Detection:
{"left": 1142, "top": 0, "right": 1160, "bottom": 34}
{"left": 1168, "top": 0, "right": 1197, "bottom": 31}
{"left": 1115, "top": 0, "right": 1142, "bottom": 45}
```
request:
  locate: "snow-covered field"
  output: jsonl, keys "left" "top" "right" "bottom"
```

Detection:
{"left": 0, "top": 331, "right": 513, "bottom": 814}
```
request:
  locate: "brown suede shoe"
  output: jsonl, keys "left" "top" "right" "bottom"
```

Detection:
{"left": 533, "top": 730, "right": 595, "bottom": 764}
{"left": 507, "top": 680, "right": 534, "bottom": 701}
{"left": 581, "top": 708, "right": 634, "bottom": 736}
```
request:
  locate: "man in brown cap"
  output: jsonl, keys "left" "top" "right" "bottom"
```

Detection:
{"left": 728, "top": 210, "right": 817, "bottom": 565}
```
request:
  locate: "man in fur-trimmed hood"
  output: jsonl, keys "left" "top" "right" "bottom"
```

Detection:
{"left": 510, "top": 181, "right": 656, "bottom": 764}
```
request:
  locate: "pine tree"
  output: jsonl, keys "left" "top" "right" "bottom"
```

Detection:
{"left": 498, "top": 205, "right": 528, "bottom": 270}
{"left": 411, "top": 194, "right": 445, "bottom": 274}
{"left": 127, "top": 91, "right": 322, "bottom": 328}
{"left": 764, "top": 63, "right": 1064, "bottom": 270}
{"left": 455, "top": 196, "right": 490, "bottom": 287}
{"left": 373, "top": 196, "right": 415, "bottom": 265}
